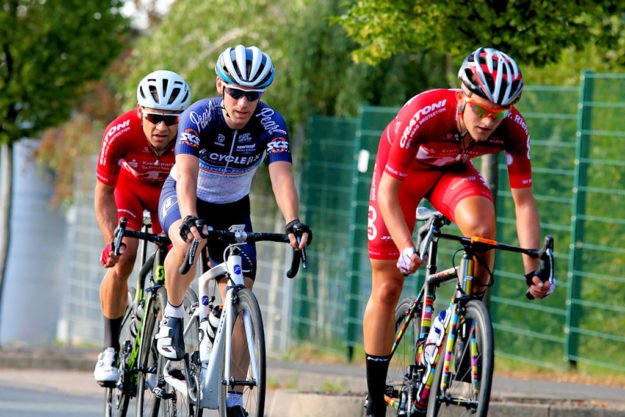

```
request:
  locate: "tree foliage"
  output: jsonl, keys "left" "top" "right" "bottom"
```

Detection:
{"left": 118, "top": 0, "right": 449, "bottom": 132}
{"left": 0, "top": 0, "right": 129, "bottom": 145}
{"left": 337, "top": 0, "right": 625, "bottom": 67}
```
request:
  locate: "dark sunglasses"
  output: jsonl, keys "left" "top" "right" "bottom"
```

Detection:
{"left": 224, "top": 86, "right": 263, "bottom": 101}
{"left": 143, "top": 112, "right": 180, "bottom": 126}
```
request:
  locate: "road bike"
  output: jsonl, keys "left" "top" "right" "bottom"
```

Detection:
{"left": 104, "top": 216, "right": 197, "bottom": 417}
{"left": 152, "top": 224, "right": 306, "bottom": 416}
{"left": 384, "top": 207, "right": 553, "bottom": 417}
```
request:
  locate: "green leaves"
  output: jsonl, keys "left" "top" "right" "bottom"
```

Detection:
{"left": 0, "top": 0, "right": 129, "bottom": 145}
{"left": 338, "top": 0, "right": 625, "bottom": 68}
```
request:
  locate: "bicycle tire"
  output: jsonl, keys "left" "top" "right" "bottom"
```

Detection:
{"left": 385, "top": 297, "right": 421, "bottom": 417}
{"left": 426, "top": 300, "right": 493, "bottom": 417}
{"left": 159, "top": 288, "right": 202, "bottom": 417}
{"left": 136, "top": 286, "right": 166, "bottom": 417}
{"left": 105, "top": 288, "right": 137, "bottom": 417}
{"left": 218, "top": 288, "right": 266, "bottom": 417}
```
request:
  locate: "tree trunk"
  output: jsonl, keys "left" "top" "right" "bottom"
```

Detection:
{"left": 0, "top": 142, "right": 13, "bottom": 346}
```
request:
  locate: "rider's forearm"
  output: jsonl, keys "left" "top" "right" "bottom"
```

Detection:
{"left": 514, "top": 195, "right": 541, "bottom": 273}
{"left": 177, "top": 171, "right": 198, "bottom": 218}
{"left": 94, "top": 181, "right": 118, "bottom": 243}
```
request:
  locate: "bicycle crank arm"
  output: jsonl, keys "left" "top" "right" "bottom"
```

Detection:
{"left": 223, "top": 379, "right": 257, "bottom": 387}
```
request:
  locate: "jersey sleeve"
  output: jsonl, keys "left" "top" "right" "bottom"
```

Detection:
{"left": 264, "top": 110, "right": 292, "bottom": 164}
{"left": 383, "top": 97, "right": 424, "bottom": 180}
{"left": 503, "top": 109, "right": 532, "bottom": 188}
{"left": 175, "top": 101, "right": 206, "bottom": 158}
{"left": 96, "top": 117, "right": 128, "bottom": 186}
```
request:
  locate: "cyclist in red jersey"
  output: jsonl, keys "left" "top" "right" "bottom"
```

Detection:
{"left": 93, "top": 70, "right": 191, "bottom": 386}
{"left": 363, "top": 47, "right": 556, "bottom": 417}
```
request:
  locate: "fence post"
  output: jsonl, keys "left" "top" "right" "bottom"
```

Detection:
{"left": 345, "top": 108, "right": 365, "bottom": 362}
{"left": 566, "top": 70, "right": 593, "bottom": 368}
{"left": 481, "top": 154, "right": 498, "bottom": 309}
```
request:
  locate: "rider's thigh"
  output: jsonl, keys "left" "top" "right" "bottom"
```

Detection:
{"left": 453, "top": 196, "right": 496, "bottom": 239}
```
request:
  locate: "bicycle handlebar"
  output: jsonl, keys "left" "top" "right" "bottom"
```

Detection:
{"left": 112, "top": 217, "right": 171, "bottom": 255}
{"left": 415, "top": 207, "right": 554, "bottom": 300}
{"left": 179, "top": 227, "right": 307, "bottom": 279}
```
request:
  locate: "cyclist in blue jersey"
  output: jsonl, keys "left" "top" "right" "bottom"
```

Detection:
{"left": 156, "top": 45, "right": 311, "bottom": 417}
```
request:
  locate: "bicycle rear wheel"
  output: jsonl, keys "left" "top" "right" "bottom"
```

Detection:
{"left": 218, "top": 288, "right": 266, "bottom": 417}
{"left": 385, "top": 297, "right": 421, "bottom": 417}
{"left": 105, "top": 288, "right": 137, "bottom": 417}
{"left": 426, "top": 300, "right": 493, "bottom": 417}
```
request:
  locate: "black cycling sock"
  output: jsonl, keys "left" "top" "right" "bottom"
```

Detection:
{"left": 365, "top": 352, "right": 391, "bottom": 416}
{"left": 103, "top": 316, "right": 123, "bottom": 352}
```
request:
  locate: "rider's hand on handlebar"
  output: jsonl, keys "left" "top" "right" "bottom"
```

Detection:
{"left": 285, "top": 219, "right": 312, "bottom": 250}
{"left": 526, "top": 271, "right": 554, "bottom": 299}
{"left": 179, "top": 215, "right": 208, "bottom": 242}
{"left": 100, "top": 241, "right": 126, "bottom": 268}
{"left": 396, "top": 246, "right": 426, "bottom": 275}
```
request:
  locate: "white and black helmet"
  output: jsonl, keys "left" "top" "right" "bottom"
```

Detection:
{"left": 458, "top": 47, "right": 523, "bottom": 106}
{"left": 215, "top": 45, "right": 274, "bottom": 89}
{"left": 137, "top": 70, "right": 191, "bottom": 111}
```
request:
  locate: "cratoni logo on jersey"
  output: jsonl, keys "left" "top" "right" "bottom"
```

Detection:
{"left": 400, "top": 99, "right": 446, "bottom": 148}
{"left": 106, "top": 119, "right": 130, "bottom": 139}
{"left": 181, "top": 129, "right": 200, "bottom": 148}
{"left": 257, "top": 107, "right": 287, "bottom": 135}
{"left": 268, "top": 137, "right": 289, "bottom": 153}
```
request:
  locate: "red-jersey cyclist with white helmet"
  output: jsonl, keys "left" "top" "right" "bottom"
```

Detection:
{"left": 93, "top": 70, "right": 191, "bottom": 386}
{"left": 362, "top": 47, "right": 556, "bottom": 417}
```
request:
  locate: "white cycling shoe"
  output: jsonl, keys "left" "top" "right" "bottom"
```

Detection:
{"left": 94, "top": 347, "right": 119, "bottom": 387}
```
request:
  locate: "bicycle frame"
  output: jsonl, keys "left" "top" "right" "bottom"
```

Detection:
{"left": 113, "top": 218, "right": 170, "bottom": 392}
{"left": 162, "top": 249, "right": 261, "bottom": 410}
{"left": 388, "top": 207, "right": 553, "bottom": 414}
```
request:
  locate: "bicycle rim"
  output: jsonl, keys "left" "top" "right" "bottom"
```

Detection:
{"left": 385, "top": 297, "right": 421, "bottom": 417}
{"left": 105, "top": 288, "right": 137, "bottom": 417}
{"left": 426, "top": 300, "right": 493, "bottom": 417}
{"left": 218, "top": 288, "right": 266, "bottom": 417}
{"left": 160, "top": 289, "right": 202, "bottom": 417}
{"left": 136, "top": 287, "right": 165, "bottom": 417}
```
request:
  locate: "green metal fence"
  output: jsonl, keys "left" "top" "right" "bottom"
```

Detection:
{"left": 296, "top": 72, "right": 625, "bottom": 371}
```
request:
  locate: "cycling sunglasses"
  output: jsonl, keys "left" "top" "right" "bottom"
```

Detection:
{"left": 143, "top": 111, "right": 180, "bottom": 126}
{"left": 467, "top": 100, "right": 510, "bottom": 121}
{"left": 224, "top": 85, "right": 264, "bottom": 101}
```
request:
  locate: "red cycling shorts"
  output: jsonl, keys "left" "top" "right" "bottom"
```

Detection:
{"left": 113, "top": 172, "right": 164, "bottom": 234}
{"left": 367, "top": 162, "right": 493, "bottom": 260}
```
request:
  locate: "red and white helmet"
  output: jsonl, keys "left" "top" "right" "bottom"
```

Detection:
{"left": 458, "top": 47, "right": 523, "bottom": 106}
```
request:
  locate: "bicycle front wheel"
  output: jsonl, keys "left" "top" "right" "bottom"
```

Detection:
{"left": 385, "top": 297, "right": 421, "bottom": 417}
{"left": 105, "top": 288, "right": 137, "bottom": 417}
{"left": 218, "top": 288, "right": 266, "bottom": 417}
{"left": 426, "top": 300, "right": 493, "bottom": 417}
{"left": 159, "top": 288, "right": 201, "bottom": 417}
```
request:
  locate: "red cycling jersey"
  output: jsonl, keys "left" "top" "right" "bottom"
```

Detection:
{"left": 96, "top": 110, "right": 175, "bottom": 233}
{"left": 368, "top": 88, "right": 532, "bottom": 260}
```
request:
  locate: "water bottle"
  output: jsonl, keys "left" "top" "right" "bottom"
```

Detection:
{"left": 423, "top": 309, "right": 447, "bottom": 365}
{"left": 207, "top": 305, "right": 222, "bottom": 344}
{"left": 129, "top": 303, "right": 144, "bottom": 337}
{"left": 199, "top": 305, "right": 222, "bottom": 362}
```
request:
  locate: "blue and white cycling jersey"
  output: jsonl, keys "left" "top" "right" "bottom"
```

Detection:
{"left": 173, "top": 97, "right": 292, "bottom": 204}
